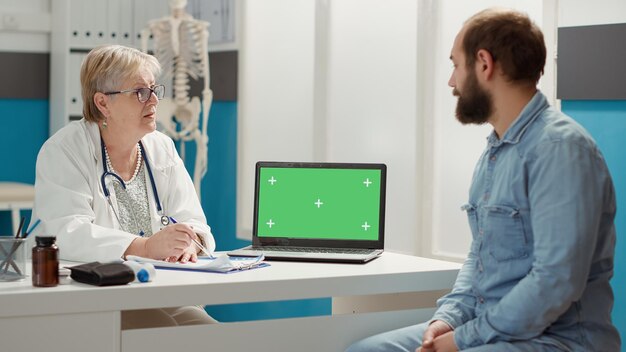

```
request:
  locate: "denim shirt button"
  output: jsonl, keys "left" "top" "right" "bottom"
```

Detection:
{"left": 479, "top": 297, "right": 485, "bottom": 304}
{"left": 490, "top": 155, "right": 496, "bottom": 161}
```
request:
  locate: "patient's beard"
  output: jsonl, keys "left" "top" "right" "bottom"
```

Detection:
{"left": 453, "top": 70, "right": 492, "bottom": 125}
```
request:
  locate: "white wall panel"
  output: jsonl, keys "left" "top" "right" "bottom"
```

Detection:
{"left": 559, "top": 0, "right": 626, "bottom": 27}
{"left": 237, "top": 0, "right": 316, "bottom": 238}
{"left": 325, "top": 0, "right": 419, "bottom": 254}
{"left": 0, "top": 0, "right": 50, "bottom": 52}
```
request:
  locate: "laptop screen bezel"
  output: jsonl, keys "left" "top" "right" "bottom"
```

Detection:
{"left": 252, "top": 161, "right": 386, "bottom": 249}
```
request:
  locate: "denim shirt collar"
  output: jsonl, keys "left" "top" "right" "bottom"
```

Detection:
{"left": 487, "top": 90, "right": 550, "bottom": 147}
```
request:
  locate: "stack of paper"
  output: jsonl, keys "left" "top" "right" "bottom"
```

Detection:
{"left": 126, "top": 254, "right": 266, "bottom": 273}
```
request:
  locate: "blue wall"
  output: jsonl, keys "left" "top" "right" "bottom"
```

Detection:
{"left": 0, "top": 99, "right": 48, "bottom": 184}
{"left": 0, "top": 98, "right": 330, "bottom": 322}
{"left": 562, "top": 100, "right": 626, "bottom": 349}
{"left": 0, "top": 99, "right": 48, "bottom": 233}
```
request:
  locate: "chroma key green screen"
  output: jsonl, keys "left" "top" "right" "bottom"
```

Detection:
{"left": 256, "top": 167, "right": 382, "bottom": 240}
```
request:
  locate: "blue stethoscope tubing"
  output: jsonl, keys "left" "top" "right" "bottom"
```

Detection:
{"left": 99, "top": 138, "right": 170, "bottom": 231}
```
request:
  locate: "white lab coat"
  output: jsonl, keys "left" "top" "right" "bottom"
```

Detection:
{"left": 32, "top": 119, "right": 215, "bottom": 262}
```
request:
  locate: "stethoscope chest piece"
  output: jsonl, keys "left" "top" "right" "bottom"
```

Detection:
{"left": 160, "top": 215, "right": 170, "bottom": 226}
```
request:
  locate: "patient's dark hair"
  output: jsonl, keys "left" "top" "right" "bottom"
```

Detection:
{"left": 463, "top": 8, "right": 546, "bottom": 85}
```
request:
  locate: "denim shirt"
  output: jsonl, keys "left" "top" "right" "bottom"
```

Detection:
{"left": 431, "top": 91, "right": 620, "bottom": 351}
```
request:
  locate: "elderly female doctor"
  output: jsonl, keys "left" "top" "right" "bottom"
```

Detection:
{"left": 32, "top": 44, "right": 217, "bottom": 327}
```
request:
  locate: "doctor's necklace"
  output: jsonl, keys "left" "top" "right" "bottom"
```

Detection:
{"left": 104, "top": 143, "right": 143, "bottom": 183}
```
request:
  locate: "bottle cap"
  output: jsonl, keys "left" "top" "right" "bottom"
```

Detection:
{"left": 35, "top": 236, "right": 56, "bottom": 246}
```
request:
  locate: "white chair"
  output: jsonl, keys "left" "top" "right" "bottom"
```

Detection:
{"left": 0, "top": 182, "right": 35, "bottom": 235}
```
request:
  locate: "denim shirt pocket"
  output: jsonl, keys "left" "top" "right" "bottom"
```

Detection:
{"left": 483, "top": 205, "right": 529, "bottom": 261}
{"left": 461, "top": 203, "right": 481, "bottom": 255}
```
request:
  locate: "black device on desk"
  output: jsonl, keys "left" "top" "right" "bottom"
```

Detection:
{"left": 228, "top": 161, "right": 386, "bottom": 264}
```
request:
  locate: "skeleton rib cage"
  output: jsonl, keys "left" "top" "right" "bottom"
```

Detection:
{"left": 142, "top": 13, "right": 213, "bottom": 197}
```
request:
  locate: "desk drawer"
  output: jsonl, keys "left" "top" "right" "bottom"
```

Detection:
{"left": 122, "top": 308, "right": 435, "bottom": 352}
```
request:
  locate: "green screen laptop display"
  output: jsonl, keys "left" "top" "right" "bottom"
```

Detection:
{"left": 255, "top": 163, "right": 385, "bottom": 243}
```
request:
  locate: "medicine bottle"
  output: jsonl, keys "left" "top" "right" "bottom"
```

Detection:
{"left": 32, "top": 236, "right": 59, "bottom": 287}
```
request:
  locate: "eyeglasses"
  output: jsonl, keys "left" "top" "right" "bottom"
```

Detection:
{"left": 104, "top": 84, "right": 165, "bottom": 103}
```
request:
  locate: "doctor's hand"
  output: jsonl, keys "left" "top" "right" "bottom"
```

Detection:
{"left": 417, "top": 320, "right": 455, "bottom": 352}
{"left": 165, "top": 244, "right": 198, "bottom": 263}
{"left": 149, "top": 223, "right": 199, "bottom": 260}
{"left": 125, "top": 223, "right": 198, "bottom": 260}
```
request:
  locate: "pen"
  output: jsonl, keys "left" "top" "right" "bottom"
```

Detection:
{"left": 168, "top": 217, "right": 214, "bottom": 258}
{"left": 23, "top": 219, "right": 41, "bottom": 238}
{"left": 15, "top": 217, "right": 25, "bottom": 239}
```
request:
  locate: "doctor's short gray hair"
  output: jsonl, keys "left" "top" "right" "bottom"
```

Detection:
{"left": 80, "top": 45, "right": 161, "bottom": 123}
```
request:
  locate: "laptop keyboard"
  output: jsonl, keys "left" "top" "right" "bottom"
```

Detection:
{"left": 253, "top": 246, "right": 377, "bottom": 255}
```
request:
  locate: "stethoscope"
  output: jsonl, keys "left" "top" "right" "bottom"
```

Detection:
{"left": 100, "top": 138, "right": 171, "bottom": 235}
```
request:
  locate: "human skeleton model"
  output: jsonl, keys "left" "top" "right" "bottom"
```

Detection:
{"left": 142, "top": 0, "right": 212, "bottom": 197}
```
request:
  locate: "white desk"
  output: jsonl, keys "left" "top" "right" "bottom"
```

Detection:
{"left": 0, "top": 252, "right": 460, "bottom": 352}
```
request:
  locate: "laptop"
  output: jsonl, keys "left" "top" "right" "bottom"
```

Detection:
{"left": 227, "top": 161, "right": 386, "bottom": 264}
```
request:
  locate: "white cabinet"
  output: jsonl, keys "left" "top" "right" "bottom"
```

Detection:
{"left": 49, "top": 0, "right": 237, "bottom": 135}
{"left": 50, "top": 0, "right": 168, "bottom": 133}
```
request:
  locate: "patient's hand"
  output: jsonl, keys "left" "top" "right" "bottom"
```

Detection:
{"left": 417, "top": 331, "right": 457, "bottom": 352}
{"left": 417, "top": 320, "right": 455, "bottom": 352}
